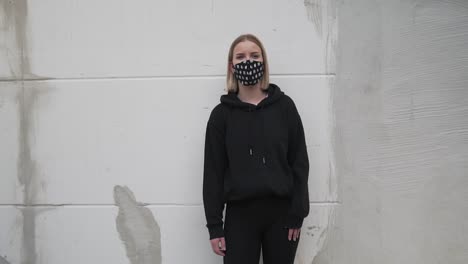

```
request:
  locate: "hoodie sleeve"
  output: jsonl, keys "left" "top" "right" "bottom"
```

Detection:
{"left": 203, "top": 106, "right": 228, "bottom": 239}
{"left": 285, "top": 98, "right": 310, "bottom": 228}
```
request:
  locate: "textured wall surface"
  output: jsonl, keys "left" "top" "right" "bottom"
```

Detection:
{"left": 0, "top": 0, "right": 337, "bottom": 263}
{"left": 313, "top": 0, "right": 468, "bottom": 264}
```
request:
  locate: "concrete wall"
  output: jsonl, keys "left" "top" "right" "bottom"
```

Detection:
{"left": 0, "top": 1, "right": 337, "bottom": 263}
{"left": 2, "top": 0, "right": 467, "bottom": 264}
{"left": 314, "top": 1, "right": 468, "bottom": 264}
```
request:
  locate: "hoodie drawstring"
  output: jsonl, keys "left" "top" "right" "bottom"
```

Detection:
{"left": 247, "top": 106, "right": 254, "bottom": 157}
{"left": 260, "top": 104, "right": 267, "bottom": 165}
{"left": 247, "top": 104, "right": 267, "bottom": 166}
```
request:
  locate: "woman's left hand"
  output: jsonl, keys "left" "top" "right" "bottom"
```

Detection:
{"left": 288, "top": 228, "right": 301, "bottom": 241}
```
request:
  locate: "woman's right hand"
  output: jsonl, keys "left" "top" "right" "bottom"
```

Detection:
{"left": 210, "top": 237, "right": 226, "bottom": 256}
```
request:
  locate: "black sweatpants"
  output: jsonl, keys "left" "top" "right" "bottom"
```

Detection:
{"left": 223, "top": 196, "right": 300, "bottom": 264}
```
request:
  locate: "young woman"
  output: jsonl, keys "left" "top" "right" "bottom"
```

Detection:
{"left": 203, "top": 34, "right": 310, "bottom": 264}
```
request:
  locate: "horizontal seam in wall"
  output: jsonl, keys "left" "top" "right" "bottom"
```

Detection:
{"left": 0, "top": 73, "right": 336, "bottom": 83}
{"left": 0, "top": 201, "right": 341, "bottom": 208}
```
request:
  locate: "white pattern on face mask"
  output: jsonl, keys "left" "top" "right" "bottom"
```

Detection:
{"left": 234, "top": 60, "right": 264, "bottom": 86}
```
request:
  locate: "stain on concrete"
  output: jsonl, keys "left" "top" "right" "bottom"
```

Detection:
{"left": 303, "top": 0, "right": 337, "bottom": 73}
{"left": 16, "top": 82, "right": 54, "bottom": 264}
{"left": 0, "top": 1, "right": 53, "bottom": 264}
{"left": 114, "top": 185, "right": 162, "bottom": 264}
{"left": 19, "top": 208, "right": 36, "bottom": 264}
{"left": 17, "top": 87, "right": 39, "bottom": 206}
{"left": 15, "top": 206, "right": 55, "bottom": 264}
{"left": 15, "top": 72, "right": 54, "bottom": 264}
{"left": 2, "top": 0, "right": 48, "bottom": 204}
{"left": 0, "top": 0, "right": 19, "bottom": 78}
{"left": 16, "top": 83, "right": 54, "bottom": 205}
{"left": 0, "top": 255, "right": 11, "bottom": 264}
{"left": 0, "top": 0, "right": 42, "bottom": 80}
{"left": 11, "top": 1, "right": 39, "bottom": 264}
{"left": 304, "top": 0, "right": 323, "bottom": 37}
{"left": 324, "top": 0, "right": 337, "bottom": 74}
{"left": 310, "top": 206, "right": 338, "bottom": 264}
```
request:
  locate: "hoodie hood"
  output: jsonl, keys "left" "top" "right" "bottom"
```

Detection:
{"left": 220, "top": 83, "right": 284, "bottom": 110}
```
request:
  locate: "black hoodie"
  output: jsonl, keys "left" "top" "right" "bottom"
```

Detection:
{"left": 203, "top": 83, "right": 309, "bottom": 239}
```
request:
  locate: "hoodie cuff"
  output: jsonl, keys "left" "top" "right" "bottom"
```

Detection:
{"left": 207, "top": 224, "right": 224, "bottom": 240}
{"left": 284, "top": 214, "right": 304, "bottom": 229}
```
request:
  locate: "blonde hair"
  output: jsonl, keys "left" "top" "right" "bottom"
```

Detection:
{"left": 226, "top": 34, "right": 270, "bottom": 93}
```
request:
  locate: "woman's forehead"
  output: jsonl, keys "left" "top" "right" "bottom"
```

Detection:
{"left": 234, "top": 41, "right": 261, "bottom": 53}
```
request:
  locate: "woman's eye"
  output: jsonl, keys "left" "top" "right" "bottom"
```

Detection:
{"left": 252, "top": 54, "right": 260, "bottom": 59}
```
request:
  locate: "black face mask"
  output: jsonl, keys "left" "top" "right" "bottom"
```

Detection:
{"left": 233, "top": 60, "right": 264, "bottom": 86}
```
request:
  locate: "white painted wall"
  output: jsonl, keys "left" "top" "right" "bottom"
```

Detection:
{"left": 4, "top": 1, "right": 466, "bottom": 264}
{"left": 0, "top": 1, "right": 336, "bottom": 264}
